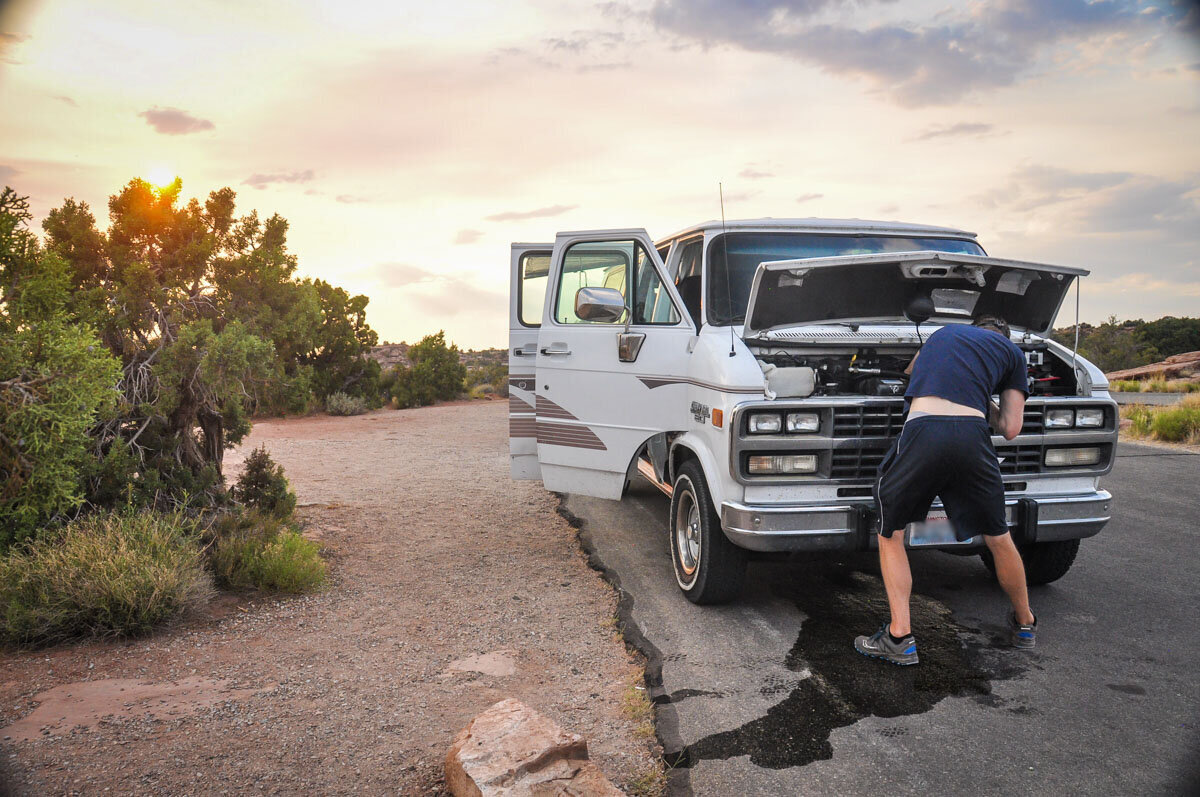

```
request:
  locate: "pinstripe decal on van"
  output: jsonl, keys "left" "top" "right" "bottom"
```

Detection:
{"left": 636, "top": 376, "right": 763, "bottom": 394}
{"left": 536, "top": 421, "right": 606, "bottom": 450}
{"left": 535, "top": 395, "right": 579, "bottom": 420}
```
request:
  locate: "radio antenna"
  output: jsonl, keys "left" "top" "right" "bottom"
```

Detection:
{"left": 719, "top": 183, "right": 735, "bottom": 357}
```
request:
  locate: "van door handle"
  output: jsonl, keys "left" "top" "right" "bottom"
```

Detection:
{"left": 540, "top": 345, "right": 572, "bottom": 356}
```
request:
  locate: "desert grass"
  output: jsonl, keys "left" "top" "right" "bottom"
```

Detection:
{"left": 1120, "top": 395, "right": 1200, "bottom": 444}
{"left": 0, "top": 510, "right": 211, "bottom": 646}
{"left": 1110, "top": 379, "right": 1200, "bottom": 393}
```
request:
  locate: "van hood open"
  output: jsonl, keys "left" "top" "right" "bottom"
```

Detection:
{"left": 741, "top": 250, "right": 1087, "bottom": 338}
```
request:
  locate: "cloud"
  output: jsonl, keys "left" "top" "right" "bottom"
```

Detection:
{"left": 649, "top": 0, "right": 1179, "bottom": 106}
{"left": 485, "top": 204, "right": 577, "bottom": 222}
{"left": 373, "top": 263, "right": 438, "bottom": 288}
{"left": 1088, "top": 273, "right": 1200, "bottom": 297}
{"left": 0, "top": 165, "right": 18, "bottom": 185}
{"left": 453, "top": 229, "right": 483, "bottom": 245}
{"left": 243, "top": 169, "right": 315, "bottom": 189}
{"left": 915, "top": 123, "right": 996, "bottom": 141}
{"left": 368, "top": 263, "right": 504, "bottom": 318}
{"left": 0, "top": 31, "right": 27, "bottom": 63}
{"left": 795, "top": 192, "right": 823, "bottom": 204}
{"left": 335, "top": 194, "right": 373, "bottom": 204}
{"left": 738, "top": 167, "right": 773, "bottom": 179}
{"left": 976, "top": 164, "right": 1134, "bottom": 211}
{"left": 139, "top": 107, "right": 215, "bottom": 135}
{"left": 53, "top": 94, "right": 77, "bottom": 106}
{"left": 978, "top": 165, "right": 1200, "bottom": 248}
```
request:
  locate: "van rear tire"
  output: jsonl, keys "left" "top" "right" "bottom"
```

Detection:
{"left": 670, "top": 462, "right": 746, "bottom": 604}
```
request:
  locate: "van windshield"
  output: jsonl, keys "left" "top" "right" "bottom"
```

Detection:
{"left": 707, "top": 233, "right": 985, "bottom": 325}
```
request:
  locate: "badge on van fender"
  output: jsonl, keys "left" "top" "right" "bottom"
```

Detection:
{"left": 690, "top": 401, "right": 710, "bottom": 424}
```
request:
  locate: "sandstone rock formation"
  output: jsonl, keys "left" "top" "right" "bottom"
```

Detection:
{"left": 445, "top": 698, "right": 623, "bottom": 796}
{"left": 1107, "top": 350, "right": 1200, "bottom": 382}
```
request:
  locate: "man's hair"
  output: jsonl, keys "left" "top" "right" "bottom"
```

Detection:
{"left": 973, "top": 314, "right": 1011, "bottom": 338}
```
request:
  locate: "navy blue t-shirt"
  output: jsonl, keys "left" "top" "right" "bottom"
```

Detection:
{"left": 906, "top": 324, "right": 1029, "bottom": 414}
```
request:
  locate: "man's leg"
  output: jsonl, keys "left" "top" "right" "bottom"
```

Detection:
{"left": 878, "top": 530, "right": 913, "bottom": 636}
{"left": 984, "top": 532, "right": 1035, "bottom": 625}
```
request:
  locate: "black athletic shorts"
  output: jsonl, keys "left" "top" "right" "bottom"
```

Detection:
{"left": 874, "top": 415, "right": 1008, "bottom": 541}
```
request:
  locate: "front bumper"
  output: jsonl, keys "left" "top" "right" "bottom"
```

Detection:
{"left": 720, "top": 490, "right": 1112, "bottom": 552}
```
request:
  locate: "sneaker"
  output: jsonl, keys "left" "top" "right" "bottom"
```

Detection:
{"left": 854, "top": 625, "right": 919, "bottom": 666}
{"left": 1009, "top": 613, "right": 1037, "bottom": 650}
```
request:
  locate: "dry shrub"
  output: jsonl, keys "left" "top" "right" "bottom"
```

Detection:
{"left": 0, "top": 510, "right": 211, "bottom": 646}
{"left": 326, "top": 391, "right": 368, "bottom": 416}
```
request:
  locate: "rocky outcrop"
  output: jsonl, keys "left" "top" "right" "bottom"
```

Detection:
{"left": 445, "top": 699, "right": 623, "bottom": 796}
{"left": 1107, "top": 350, "right": 1200, "bottom": 382}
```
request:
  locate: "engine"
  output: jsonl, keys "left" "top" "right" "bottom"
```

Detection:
{"left": 754, "top": 343, "right": 1079, "bottom": 398}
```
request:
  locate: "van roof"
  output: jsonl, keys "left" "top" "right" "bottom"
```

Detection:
{"left": 658, "top": 217, "right": 977, "bottom": 243}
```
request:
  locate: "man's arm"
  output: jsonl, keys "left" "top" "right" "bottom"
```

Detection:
{"left": 994, "top": 388, "right": 1026, "bottom": 440}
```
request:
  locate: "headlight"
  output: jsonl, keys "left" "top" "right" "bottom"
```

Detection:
{"left": 748, "top": 413, "right": 782, "bottom": 434}
{"left": 1044, "top": 447, "right": 1101, "bottom": 467}
{"left": 1075, "top": 408, "right": 1105, "bottom": 428}
{"left": 1044, "top": 408, "right": 1074, "bottom": 428}
{"left": 747, "top": 454, "right": 818, "bottom": 475}
{"left": 786, "top": 412, "right": 820, "bottom": 433}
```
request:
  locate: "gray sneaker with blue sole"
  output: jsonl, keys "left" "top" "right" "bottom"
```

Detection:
{"left": 1010, "top": 612, "right": 1037, "bottom": 649}
{"left": 854, "top": 625, "right": 919, "bottom": 665}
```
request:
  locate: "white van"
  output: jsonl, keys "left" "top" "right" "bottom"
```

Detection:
{"left": 509, "top": 219, "right": 1116, "bottom": 604}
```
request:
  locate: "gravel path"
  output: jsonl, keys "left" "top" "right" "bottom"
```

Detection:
{"left": 1, "top": 401, "right": 657, "bottom": 795}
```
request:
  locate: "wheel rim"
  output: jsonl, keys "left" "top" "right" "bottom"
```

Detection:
{"left": 674, "top": 487, "right": 701, "bottom": 580}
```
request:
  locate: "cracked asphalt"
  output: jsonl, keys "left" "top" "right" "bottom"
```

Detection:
{"left": 566, "top": 441, "right": 1200, "bottom": 796}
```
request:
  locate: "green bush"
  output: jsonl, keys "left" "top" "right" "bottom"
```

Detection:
{"left": 1109, "top": 380, "right": 1140, "bottom": 392}
{"left": 326, "top": 391, "right": 368, "bottom": 416}
{"left": 1149, "top": 405, "right": 1200, "bottom": 443}
{"left": 233, "top": 446, "right": 296, "bottom": 519}
{"left": 0, "top": 510, "right": 211, "bottom": 646}
{"left": 209, "top": 511, "right": 326, "bottom": 593}
{"left": 385, "top": 331, "right": 466, "bottom": 409}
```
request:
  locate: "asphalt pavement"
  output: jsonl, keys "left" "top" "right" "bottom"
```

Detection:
{"left": 1111, "top": 392, "right": 1190, "bottom": 406}
{"left": 564, "top": 441, "right": 1199, "bottom": 796}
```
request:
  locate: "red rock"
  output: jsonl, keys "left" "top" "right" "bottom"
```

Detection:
{"left": 445, "top": 698, "right": 623, "bottom": 797}
{"left": 1107, "top": 350, "right": 1200, "bottom": 381}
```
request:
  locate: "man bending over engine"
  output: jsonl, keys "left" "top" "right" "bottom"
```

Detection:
{"left": 854, "top": 314, "right": 1037, "bottom": 666}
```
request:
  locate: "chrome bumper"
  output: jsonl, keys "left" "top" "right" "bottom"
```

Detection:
{"left": 720, "top": 490, "right": 1112, "bottom": 553}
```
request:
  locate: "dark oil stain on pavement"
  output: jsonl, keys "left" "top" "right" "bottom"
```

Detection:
{"left": 668, "top": 563, "right": 1029, "bottom": 770}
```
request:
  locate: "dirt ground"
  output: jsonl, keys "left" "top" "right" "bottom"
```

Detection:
{"left": 0, "top": 401, "right": 659, "bottom": 795}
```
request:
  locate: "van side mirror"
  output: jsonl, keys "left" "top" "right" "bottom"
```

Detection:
{"left": 575, "top": 286, "right": 627, "bottom": 323}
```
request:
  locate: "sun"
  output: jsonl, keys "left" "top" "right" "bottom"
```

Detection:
{"left": 146, "top": 166, "right": 176, "bottom": 189}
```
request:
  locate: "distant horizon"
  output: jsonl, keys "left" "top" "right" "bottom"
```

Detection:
{"left": 2, "top": 0, "right": 1197, "bottom": 349}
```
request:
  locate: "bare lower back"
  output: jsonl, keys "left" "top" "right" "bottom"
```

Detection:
{"left": 909, "top": 395, "right": 985, "bottom": 418}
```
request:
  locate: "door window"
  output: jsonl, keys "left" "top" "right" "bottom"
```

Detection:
{"left": 519, "top": 252, "right": 550, "bottom": 327}
{"left": 554, "top": 240, "right": 680, "bottom": 325}
{"left": 634, "top": 245, "right": 681, "bottom": 324}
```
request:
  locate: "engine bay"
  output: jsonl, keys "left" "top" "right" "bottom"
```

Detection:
{"left": 752, "top": 342, "right": 1080, "bottom": 398}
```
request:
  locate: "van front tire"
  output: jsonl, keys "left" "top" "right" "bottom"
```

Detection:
{"left": 670, "top": 462, "right": 746, "bottom": 604}
{"left": 981, "top": 538, "right": 1080, "bottom": 585}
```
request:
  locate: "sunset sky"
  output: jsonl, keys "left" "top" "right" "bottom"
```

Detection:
{"left": 1, "top": 0, "right": 1197, "bottom": 349}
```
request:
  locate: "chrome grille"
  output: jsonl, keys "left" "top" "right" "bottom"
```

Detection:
{"left": 831, "top": 404, "right": 906, "bottom": 438}
{"left": 830, "top": 448, "right": 887, "bottom": 480}
{"left": 829, "top": 443, "right": 1047, "bottom": 481}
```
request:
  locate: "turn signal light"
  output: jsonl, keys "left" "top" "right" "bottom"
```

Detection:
{"left": 747, "top": 454, "right": 818, "bottom": 475}
{"left": 1044, "top": 447, "right": 1101, "bottom": 467}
